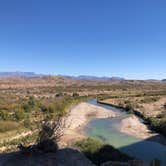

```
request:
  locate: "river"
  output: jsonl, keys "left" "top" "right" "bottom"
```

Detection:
{"left": 85, "top": 99, "right": 166, "bottom": 166}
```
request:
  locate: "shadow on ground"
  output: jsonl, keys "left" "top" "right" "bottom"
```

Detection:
{"left": 0, "top": 148, "right": 94, "bottom": 166}
{"left": 0, "top": 135, "right": 166, "bottom": 166}
{"left": 118, "top": 134, "right": 166, "bottom": 166}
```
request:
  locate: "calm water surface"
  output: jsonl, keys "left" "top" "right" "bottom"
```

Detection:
{"left": 85, "top": 99, "right": 166, "bottom": 165}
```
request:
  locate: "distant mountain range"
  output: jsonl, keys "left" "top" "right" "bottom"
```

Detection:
{"left": 0, "top": 72, "right": 164, "bottom": 82}
{"left": 0, "top": 72, "right": 45, "bottom": 78}
{"left": 0, "top": 72, "right": 125, "bottom": 81}
{"left": 62, "top": 75, "right": 125, "bottom": 81}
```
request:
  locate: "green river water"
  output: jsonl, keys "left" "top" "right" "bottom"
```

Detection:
{"left": 85, "top": 99, "right": 166, "bottom": 166}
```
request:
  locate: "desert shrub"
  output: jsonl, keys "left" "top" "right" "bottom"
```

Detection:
{"left": 22, "top": 103, "right": 31, "bottom": 112}
{"left": 147, "top": 116, "right": 166, "bottom": 137}
{"left": 18, "top": 117, "right": 66, "bottom": 153}
{"left": 164, "top": 102, "right": 166, "bottom": 109}
{"left": 97, "top": 94, "right": 110, "bottom": 101}
{"left": 75, "top": 138, "right": 104, "bottom": 155}
{"left": 23, "top": 118, "right": 31, "bottom": 128}
{"left": 125, "top": 104, "right": 134, "bottom": 112}
{"left": 72, "top": 92, "right": 79, "bottom": 97}
{"left": 55, "top": 93, "right": 64, "bottom": 97}
{"left": 38, "top": 117, "right": 65, "bottom": 143}
{"left": 22, "top": 96, "right": 39, "bottom": 112}
{"left": 0, "top": 121, "right": 19, "bottom": 132}
{"left": 159, "top": 116, "right": 166, "bottom": 132}
{"left": 140, "top": 97, "right": 160, "bottom": 104}
{"left": 75, "top": 138, "right": 132, "bottom": 165}
{"left": 40, "top": 101, "right": 66, "bottom": 120}
{"left": 0, "top": 110, "right": 12, "bottom": 120}
{"left": 148, "top": 118, "right": 160, "bottom": 130}
{"left": 124, "top": 100, "right": 134, "bottom": 111}
{"left": 14, "top": 108, "right": 25, "bottom": 121}
{"left": 28, "top": 96, "right": 36, "bottom": 107}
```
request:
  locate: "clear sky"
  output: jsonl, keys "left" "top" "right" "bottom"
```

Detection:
{"left": 0, "top": 0, "right": 166, "bottom": 79}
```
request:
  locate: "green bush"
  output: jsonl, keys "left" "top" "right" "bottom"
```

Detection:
{"left": 22, "top": 96, "right": 39, "bottom": 112}
{"left": 147, "top": 116, "right": 166, "bottom": 137}
{"left": 28, "top": 96, "right": 36, "bottom": 107}
{"left": 0, "top": 110, "right": 12, "bottom": 120}
{"left": 0, "top": 121, "right": 19, "bottom": 132}
{"left": 75, "top": 138, "right": 132, "bottom": 165}
{"left": 75, "top": 138, "right": 104, "bottom": 154}
{"left": 124, "top": 101, "right": 134, "bottom": 111}
{"left": 22, "top": 103, "right": 31, "bottom": 112}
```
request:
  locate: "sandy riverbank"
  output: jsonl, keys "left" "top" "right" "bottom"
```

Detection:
{"left": 119, "top": 115, "right": 157, "bottom": 139}
{"left": 60, "top": 102, "right": 118, "bottom": 146}
{"left": 119, "top": 115, "right": 166, "bottom": 145}
{"left": 101, "top": 97, "right": 166, "bottom": 118}
{"left": 60, "top": 101, "right": 166, "bottom": 147}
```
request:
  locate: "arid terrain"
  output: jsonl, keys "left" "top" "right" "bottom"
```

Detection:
{"left": 100, "top": 95, "right": 166, "bottom": 118}
{"left": 0, "top": 76, "right": 166, "bottom": 165}
{"left": 1, "top": 76, "right": 166, "bottom": 98}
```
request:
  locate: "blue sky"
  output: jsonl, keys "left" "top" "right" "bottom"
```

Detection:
{"left": 0, "top": 0, "right": 166, "bottom": 79}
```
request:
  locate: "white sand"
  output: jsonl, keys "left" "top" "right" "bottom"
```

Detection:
{"left": 119, "top": 115, "right": 157, "bottom": 139}
{"left": 60, "top": 102, "right": 118, "bottom": 146}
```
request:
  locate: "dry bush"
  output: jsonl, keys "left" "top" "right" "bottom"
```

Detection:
{"left": 38, "top": 117, "right": 66, "bottom": 143}
{"left": 18, "top": 117, "right": 67, "bottom": 153}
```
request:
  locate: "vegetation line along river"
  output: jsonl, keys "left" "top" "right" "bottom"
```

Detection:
{"left": 85, "top": 99, "right": 166, "bottom": 166}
